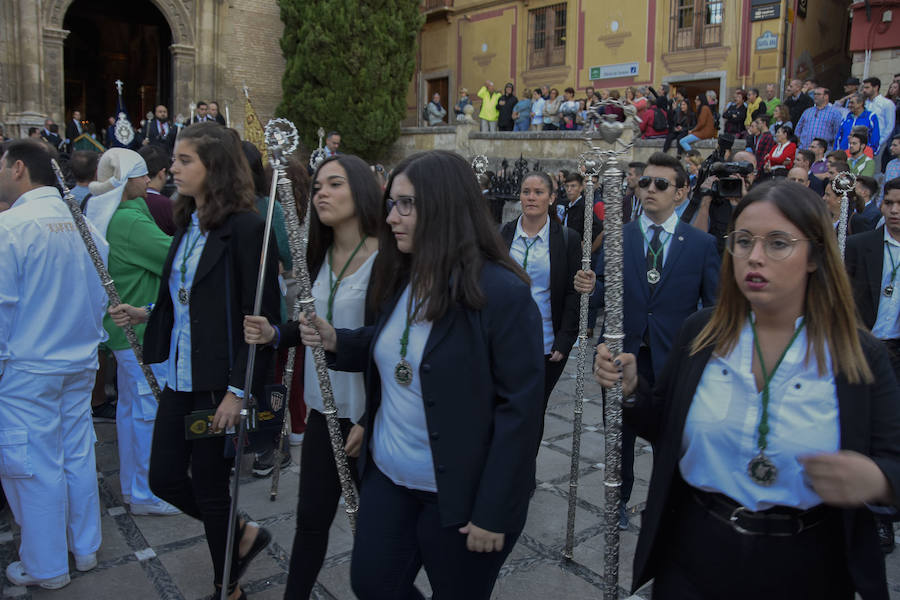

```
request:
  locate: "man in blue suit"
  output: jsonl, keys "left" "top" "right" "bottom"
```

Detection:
{"left": 595, "top": 152, "right": 720, "bottom": 528}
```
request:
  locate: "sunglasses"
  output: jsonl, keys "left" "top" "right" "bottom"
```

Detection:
{"left": 637, "top": 176, "right": 674, "bottom": 191}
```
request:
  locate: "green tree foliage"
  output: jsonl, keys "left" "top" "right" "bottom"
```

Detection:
{"left": 278, "top": 0, "right": 423, "bottom": 159}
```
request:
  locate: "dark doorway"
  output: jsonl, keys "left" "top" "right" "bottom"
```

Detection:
{"left": 63, "top": 0, "right": 172, "bottom": 136}
{"left": 668, "top": 78, "right": 721, "bottom": 109}
{"left": 426, "top": 77, "right": 449, "bottom": 124}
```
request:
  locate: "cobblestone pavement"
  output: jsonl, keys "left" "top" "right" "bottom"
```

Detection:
{"left": 1, "top": 355, "right": 900, "bottom": 599}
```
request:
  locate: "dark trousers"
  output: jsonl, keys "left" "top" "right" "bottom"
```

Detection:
{"left": 653, "top": 482, "right": 853, "bottom": 599}
{"left": 618, "top": 346, "right": 656, "bottom": 505}
{"left": 149, "top": 388, "right": 239, "bottom": 588}
{"left": 284, "top": 410, "right": 359, "bottom": 599}
{"left": 537, "top": 354, "right": 568, "bottom": 447}
{"left": 663, "top": 129, "right": 688, "bottom": 153}
{"left": 350, "top": 464, "right": 518, "bottom": 600}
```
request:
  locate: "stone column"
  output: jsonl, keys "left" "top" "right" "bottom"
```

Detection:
{"left": 170, "top": 44, "right": 196, "bottom": 122}
{"left": 17, "top": 0, "right": 43, "bottom": 114}
{"left": 42, "top": 27, "right": 69, "bottom": 122}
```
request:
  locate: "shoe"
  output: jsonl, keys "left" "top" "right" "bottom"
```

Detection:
{"left": 289, "top": 432, "right": 305, "bottom": 446}
{"left": 131, "top": 500, "right": 182, "bottom": 516}
{"left": 234, "top": 522, "right": 272, "bottom": 581}
{"left": 91, "top": 400, "right": 117, "bottom": 423}
{"left": 618, "top": 505, "right": 629, "bottom": 530}
{"left": 5, "top": 561, "right": 70, "bottom": 589}
{"left": 876, "top": 517, "right": 895, "bottom": 554}
{"left": 251, "top": 450, "right": 291, "bottom": 478}
{"left": 74, "top": 552, "right": 97, "bottom": 572}
{"left": 207, "top": 583, "right": 247, "bottom": 600}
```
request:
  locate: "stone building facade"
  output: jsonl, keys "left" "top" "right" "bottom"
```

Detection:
{"left": 0, "top": 0, "right": 286, "bottom": 139}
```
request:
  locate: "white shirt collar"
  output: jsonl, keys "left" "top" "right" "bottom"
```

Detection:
{"left": 12, "top": 186, "right": 61, "bottom": 210}
{"left": 639, "top": 210, "right": 679, "bottom": 236}
{"left": 883, "top": 227, "right": 900, "bottom": 248}
{"left": 515, "top": 214, "right": 550, "bottom": 241}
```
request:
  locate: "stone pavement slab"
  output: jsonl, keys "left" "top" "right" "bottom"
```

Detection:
{"left": 1, "top": 355, "right": 900, "bottom": 599}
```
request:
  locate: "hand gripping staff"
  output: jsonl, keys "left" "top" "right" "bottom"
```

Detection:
{"left": 267, "top": 119, "right": 359, "bottom": 529}
{"left": 50, "top": 159, "right": 162, "bottom": 401}
{"left": 562, "top": 101, "right": 635, "bottom": 600}
{"left": 219, "top": 126, "right": 283, "bottom": 598}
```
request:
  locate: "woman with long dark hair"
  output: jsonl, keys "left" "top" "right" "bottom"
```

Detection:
{"left": 242, "top": 154, "right": 381, "bottom": 598}
{"left": 679, "top": 94, "right": 716, "bottom": 154}
{"left": 297, "top": 150, "right": 544, "bottom": 599}
{"left": 109, "top": 123, "right": 281, "bottom": 600}
{"left": 595, "top": 181, "right": 900, "bottom": 599}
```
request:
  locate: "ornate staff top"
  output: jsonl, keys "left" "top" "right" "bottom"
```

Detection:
{"left": 264, "top": 118, "right": 300, "bottom": 168}
{"left": 471, "top": 154, "right": 489, "bottom": 176}
{"left": 308, "top": 126, "right": 329, "bottom": 172}
{"left": 833, "top": 170, "right": 856, "bottom": 259}
{"left": 579, "top": 98, "right": 638, "bottom": 175}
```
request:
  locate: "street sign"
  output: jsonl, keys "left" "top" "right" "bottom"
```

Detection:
{"left": 751, "top": 3, "right": 780, "bottom": 21}
{"left": 755, "top": 31, "right": 778, "bottom": 51}
{"left": 589, "top": 62, "right": 639, "bottom": 81}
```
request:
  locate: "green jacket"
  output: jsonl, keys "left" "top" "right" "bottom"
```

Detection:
{"left": 849, "top": 154, "right": 875, "bottom": 177}
{"left": 765, "top": 97, "right": 782, "bottom": 118}
{"left": 477, "top": 87, "right": 501, "bottom": 121}
{"left": 102, "top": 197, "right": 172, "bottom": 350}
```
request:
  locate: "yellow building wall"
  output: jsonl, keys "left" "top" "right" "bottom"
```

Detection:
{"left": 410, "top": 0, "right": 850, "bottom": 122}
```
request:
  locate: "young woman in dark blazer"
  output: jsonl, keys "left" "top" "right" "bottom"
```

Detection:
{"left": 595, "top": 180, "right": 900, "bottom": 599}
{"left": 499, "top": 171, "right": 580, "bottom": 407}
{"left": 297, "top": 150, "right": 544, "bottom": 599}
{"left": 109, "top": 123, "right": 281, "bottom": 600}
{"left": 242, "top": 154, "right": 382, "bottom": 599}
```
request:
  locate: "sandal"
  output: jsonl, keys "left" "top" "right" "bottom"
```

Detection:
{"left": 234, "top": 521, "right": 272, "bottom": 581}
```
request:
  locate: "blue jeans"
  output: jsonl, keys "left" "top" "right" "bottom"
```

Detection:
{"left": 350, "top": 463, "right": 519, "bottom": 599}
{"left": 679, "top": 133, "right": 700, "bottom": 152}
{"left": 513, "top": 121, "right": 529, "bottom": 131}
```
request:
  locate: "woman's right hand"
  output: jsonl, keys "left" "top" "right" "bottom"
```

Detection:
{"left": 299, "top": 314, "right": 337, "bottom": 353}
{"left": 107, "top": 303, "right": 148, "bottom": 327}
{"left": 243, "top": 315, "right": 275, "bottom": 345}
{"left": 593, "top": 343, "right": 637, "bottom": 396}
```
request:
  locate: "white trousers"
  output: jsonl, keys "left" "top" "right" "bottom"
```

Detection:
{"left": 113, "top": 351, "right": 166, "bottom": 506}
{"left": 0, "top": 364, "right": 101, "bottom": 578}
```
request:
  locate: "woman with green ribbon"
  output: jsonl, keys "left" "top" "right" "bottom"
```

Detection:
{"left": 242, "top": 154, "right": 381, "bottom": 599}
{"left": 594, "top": 180, "right": 900, "bottom": 599}
{"left": 294, "top": 150, "right": 544, "bottom": 599}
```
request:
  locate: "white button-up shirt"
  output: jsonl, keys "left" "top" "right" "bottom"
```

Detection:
{"left": 873, "top": 229, "right": 900, "bottom": 340}
{"left": 867, "top": 95, "right": 896, "bottom": 150}
{"left": 510, "top": 215, "right": 554, "bottom": 354}
{"left": 680, "top": 315, "right": 840, "bottom": 510}
{"left": 0, "top": 186, "right": 108, "bottom": 376}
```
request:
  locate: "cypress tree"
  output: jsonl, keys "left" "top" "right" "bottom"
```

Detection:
{"left": 278, "top": 0, "right": 423, "bottom": 159}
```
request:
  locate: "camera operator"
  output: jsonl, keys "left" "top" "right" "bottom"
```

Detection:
{"left": 682, "top": 149, "right": 757, "bottom": 254}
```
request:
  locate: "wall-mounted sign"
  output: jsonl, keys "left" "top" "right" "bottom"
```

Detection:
{"left": 589, "top": 62, "right": 639, "bottom": 80}
{"left": 755, "top": 31, "right": 779, "bottom": 51}
{"left": 798, "top": 0, "right": 808, "bottom": 18}
{"left": 751, "top": 3, "right": 781, "bottom": 21}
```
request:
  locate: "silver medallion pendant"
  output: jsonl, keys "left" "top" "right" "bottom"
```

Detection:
{"left": 885, "top": 285, "right": 894, "bottom": 297}
{"left": 177, "top": 287, "right": 190, "bottom": 305}
{"left": 747, "top": 453, "right": 777, "bottom": 486}
{"left": 647, "top": 268, "right": 661, "bottom": 285}
{"left": 394, "top": 359, "right": 413, "bottom": 386}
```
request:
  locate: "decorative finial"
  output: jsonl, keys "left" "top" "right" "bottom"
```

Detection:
{"left": 471, "top": 155, "right": 489, "bottom": 176}
{"left": 264, "top": 118, "right": 300, "bottom": 168}
{"left": 115, "top": 80, "right": 124, "bottom": 95}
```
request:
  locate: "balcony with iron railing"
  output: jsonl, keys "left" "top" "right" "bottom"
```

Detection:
{"left": 422, "top": 0, "right": 453, "bottom": 20}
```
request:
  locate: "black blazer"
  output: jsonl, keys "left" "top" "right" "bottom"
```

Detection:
{"left": 846, "top": 227, "right": 886, "bottom": 330}
{"left": 329, "top": 261, "right": 544, "bottom": 534}
{"left": 143, "top": 211, "right": 281, "bottom": 395}
{"left": 143, "top": 119, "right": 176, "bottom": 152}
{"left": 625, "top": 308, "right": 900, "bottom": 599}
{"left": 500, "top": 217, "right": 581, "bottom": 356}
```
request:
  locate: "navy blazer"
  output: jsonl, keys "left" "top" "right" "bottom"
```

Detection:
{"left": 329, "top": 261, "right": 544, "bottom": 533}
{"left": 625, "top": 308, "right": 900, "bottom": 599}
{"left": 598, "top": 218, "right": 720, "bottom": 375}
{"left": 846, "top": 227, "right": 887, "bottom": 331}
{"left": 860, "top": 200, "right": 881, "bottom": 232}
{"left": 144, "top": 211, "right": 281, "bottom": 395}
{"left": 500, "top": 217, "right": 581, "bottom": 357}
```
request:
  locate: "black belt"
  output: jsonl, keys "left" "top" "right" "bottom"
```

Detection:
{"left": 691, "top": 489, "right": 830, "bottom": 537}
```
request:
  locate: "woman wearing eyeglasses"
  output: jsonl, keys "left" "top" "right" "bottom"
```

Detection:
{"left": 594, "top": 180, "right": 900, "bottom": 599}
{"left": 242, "top": 154, "right": 381, "bottom": 599}
{"left": 295, "top": 150, "right": 544, "bottom": 599}
{"left": 499, "top": 172, "right": 580, "bottom": 423}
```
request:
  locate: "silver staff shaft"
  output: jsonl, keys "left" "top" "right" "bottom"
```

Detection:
{"left": 838, "top": 194, "right": 849, "bottom": 260}
{"left": 564, "top": 173, "right": 596, "bottom": 559}
{"left": 220, "top": 165, "right": 281, "bottom": 599}
{"left": 600, "top": 166, "right": 626, "bottom": 600}
{"left": 50, "top": 160, "right": 161, "bottom": 401}
{"left": 268, "top": 292, "right": 300, "bottom": 502}
{"left": 275, "top": 161, "right": 359, "bottom": 531}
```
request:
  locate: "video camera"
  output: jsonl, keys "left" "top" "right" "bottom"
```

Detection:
{"left": 709, "top": 161, "right": 756, "bottom": 198}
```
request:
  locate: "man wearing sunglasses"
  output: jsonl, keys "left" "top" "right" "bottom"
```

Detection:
{"left": 594, "top": 152, "right": 719, "bottom": 529}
